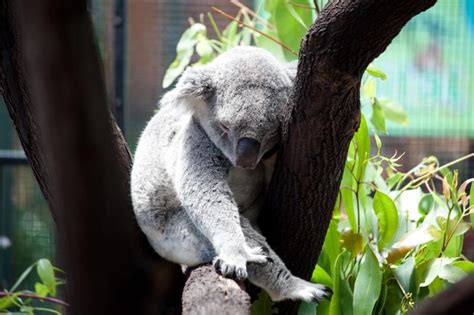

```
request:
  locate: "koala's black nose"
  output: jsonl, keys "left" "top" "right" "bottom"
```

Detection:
{"left": 236, "top": 137, "right": 261, "bottom": 169}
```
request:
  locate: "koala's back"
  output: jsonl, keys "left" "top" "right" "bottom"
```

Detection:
{"left": 131, "top": 102, "right": 184, "bottom": 217}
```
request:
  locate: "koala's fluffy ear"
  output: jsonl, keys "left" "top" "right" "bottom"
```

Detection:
{"left": 285, "top": 60, "right": 298, "bottom": 81}
{"left": 175, "top": 67, "right": 214, "bottom": 101}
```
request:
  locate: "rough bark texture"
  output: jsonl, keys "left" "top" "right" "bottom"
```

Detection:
{"left": 182, "top": 266, "right": 250, "bottom": 315}
{"left": 260, "top": 0, "right": 437, "bottom": 312}
{"left": 0, "top": 1, "right": 184, "bottom": 314}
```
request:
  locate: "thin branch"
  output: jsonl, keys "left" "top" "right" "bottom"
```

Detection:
{"left": 211, "top": 6, "right": 298, "bottom": 56}
{"left": 0, "top": 291, "right": 70, "bottom": 307}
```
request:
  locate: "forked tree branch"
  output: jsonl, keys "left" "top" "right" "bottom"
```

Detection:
{"left": 261, "top": 0, "right": 436, "bottom": 313}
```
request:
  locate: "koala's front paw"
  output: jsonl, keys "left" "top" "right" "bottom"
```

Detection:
{"left": 213, "top": 244, "right": 269, "bottom": 280}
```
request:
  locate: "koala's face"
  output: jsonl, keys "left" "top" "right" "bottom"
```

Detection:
{"left": 176, "top": 47, "right": 295, "bottom": 169}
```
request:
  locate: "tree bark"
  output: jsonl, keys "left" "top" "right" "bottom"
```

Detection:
{"left": 0, "top": 1, "right": 184, "bottom": 314}
{"left": 261, "top": 0, "right": 436, "bottom": 312}
{"left": 182, "top": 266, "right": 250, "bottom": 315}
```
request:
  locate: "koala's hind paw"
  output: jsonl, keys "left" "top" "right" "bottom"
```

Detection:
{"left": 288, "top": 280, "right": 332, "bottom": 303}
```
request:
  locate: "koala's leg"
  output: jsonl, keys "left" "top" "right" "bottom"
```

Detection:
{"left": 174, "top": 121, "right": 268, "bottom": 279}
{"left": 240, "top": 217, "right": 332, "bottom": 303}
{"left": 135, "top": 206, "right": 215, "bottom": 266}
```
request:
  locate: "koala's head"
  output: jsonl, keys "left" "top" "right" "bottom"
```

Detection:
{"left": 174, "top": 46, "right": 296, "bottom": 169}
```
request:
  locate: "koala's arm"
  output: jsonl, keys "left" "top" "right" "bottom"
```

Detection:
{"left": 173, "top": 118, "right": 246, "bottom": 255}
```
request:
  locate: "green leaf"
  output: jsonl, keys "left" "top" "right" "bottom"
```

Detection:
{"left": 163, "top": 23, "right": 207, "bottom": 88}
{"left": 386, "top": 173, "right": 403, "bottom": 190}
{"left": 311, "top": 265, "right": 333, "bottom": 288}
{"left": 420, "top": 258, "right": 456, "bottom": 287}
{"left": 37, "top": 258, "right": 56, "bottom": 296}
{"left": 339, "top": 278, "right": 353, "bottom": 315}
{"left": 428, "top": 277, "right": 447, "bottom": 296}
{"left": 370, "top": 98, "right": 386, "bottom": 133}
{"left": 298, "top": 301, "right": 316, "bottom": 315}
{"left": 272, "top": 0, "right": 311, "bottom": 60}
{"left": 373, "top": 191, "right": 398, "bottom": 249}
{"left": 341, "top": 164, "right": 357, "bottom": 230}
{"left": 453, "top": 260, "right": 474, "bottom": 273}
{"left": 35, "top": 282, "right": 50, "bottom": 297}
{"left": 354, "top": 115, "right": 370, "bottom": 182}
{"left": 377, "top": 99, "right": 409, "bottom": 126}
{"left": 251, "top": 291, "right": 278, "bottom": 315}
{"left": 363, "top": 78, "right": 376, "bottom": 98}
{"left": 418, "top": 194, "right": 434, "bottom": 215}
{"left": 0, "top": 293, "right": 19, "bottom": 310}
{"left": 353, "top": 247, "right": 382, "bottom": 315}
{"left": 438, "top": 264, "right": 467, "bottom": 283}
{"left": 318, "top": 220, "right": 341, "bottom": 279}
{"left": 329, "top": 252, "right": 345, "bottom": 315}
{"left": 366, "top": 65, "right": 388, "bottom": 80}
{"left": 394, "top": 257, "right": 416, "bottom": 296}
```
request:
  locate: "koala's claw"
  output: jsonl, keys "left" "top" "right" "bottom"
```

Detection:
{"left": 213, "top": 257, "right": 248, "bottom": 280}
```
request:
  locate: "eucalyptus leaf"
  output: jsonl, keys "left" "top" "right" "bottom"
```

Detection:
{"left": 370, "top": 98, "right": 386, "bottom": 133}
{"left": 163, "top": 23, "right": 207, "bottom": 88}
{"left": 377, "top": 99, "right": 408, "bottom": 126}
{"left": 353, "top": 247, "right": 382, "bottom": 315}
{"left": 366, "top": 65, "right": 388, "bottom": 80}
{"left": 37, "top": 258, "right": 56, "bottom": 296}
{"left": 394, "top": 256, "right": 416, "bottom": 296}
{"left": 373, "top": 190, "right": 398, "bottom": 249}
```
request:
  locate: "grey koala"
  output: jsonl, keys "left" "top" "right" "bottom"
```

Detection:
{"left": 131, "top": 46, "right": 331, "bottom": 303}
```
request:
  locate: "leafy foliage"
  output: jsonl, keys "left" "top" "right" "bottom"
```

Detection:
{"left": 165, "top": 1, "right": 474, "bottom": 315}
{"left": 0, "top": 258, "right": 66, "bottom": 314}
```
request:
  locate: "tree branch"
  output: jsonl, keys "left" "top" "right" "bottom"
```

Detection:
{"left": 261, "top": 0, "right": 436, "bottom": 313}
{"left": 0, "top": 1, "right": 183, "bottom": 314}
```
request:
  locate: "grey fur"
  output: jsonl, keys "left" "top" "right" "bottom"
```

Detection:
{"left": 131, "top": 46, "right": 331, "bottom": 303}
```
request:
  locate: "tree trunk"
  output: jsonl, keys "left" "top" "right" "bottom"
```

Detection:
{"left": 261, "top": 0, "right": 436, "bottom": 312}
{"left": 0, "top": 1, "right": 184, "bottom": 314}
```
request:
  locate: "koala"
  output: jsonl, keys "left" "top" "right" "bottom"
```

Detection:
{"left": 131, "top": 46, "right": 331, "bottom": 303}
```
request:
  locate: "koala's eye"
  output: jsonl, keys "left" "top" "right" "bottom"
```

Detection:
{"left": 219, "top": 122, "right": 230, "bottom": 133}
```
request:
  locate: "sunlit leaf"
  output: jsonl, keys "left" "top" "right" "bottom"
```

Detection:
{"left": 420, "top": 258, "right": 456, "bottom": 287}
{"left": 377, "top": 99, "right": 409, "bottom": 126}
{"left": 353, "top": 247, "right": 382, "bottom": 315}
{"left": 35, "top": 282, "right": 50, "bottom": 297}
{"left": 363, "top": 78, "right": 376, "bottom": 98}
{"left": 37, "top": 258, "right": 56, "bottom": 296}
{"left": 366, "top": 65, "right": 388, "bottom": 80}
{"left": 163, "top": 23, "right": 207, "bottom": 88}
{"left": 354, "top": 115, "right": 370, "bottom": 182}
{"left": 0, "top": 293, "right": 19, "bottom": 310}
{"left": 386, "top": 173, "right": 403, "bottom": 189}
{"left": 453, "top": 260, "right": 474, "bottom": 273}
{"left": 386, "top": 226, "right": 438, "bottom": 264}
{"left": 311, "top": 265, "right": 333, "bottom": 288}
{"left": 373, "top": 191, "right": 398, "bottom": 249}
{"left": 370, "top": 98, "right": 386, "bottom": 133}
{"left": 318, "top": 220, "right": 341, "bottom": 279}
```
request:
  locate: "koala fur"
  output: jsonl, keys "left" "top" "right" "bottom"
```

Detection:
{"left": 131, "top": 46, "right": 331, "bottom": 303}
